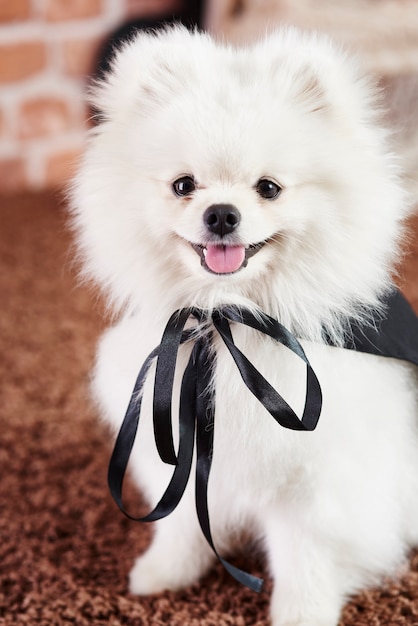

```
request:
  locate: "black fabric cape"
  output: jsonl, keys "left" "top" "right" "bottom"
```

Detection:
{"left": 345, "top": 289, "right": 418, "bottom": 366}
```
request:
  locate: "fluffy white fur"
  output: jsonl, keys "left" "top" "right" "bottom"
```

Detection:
{"left": 70, "top": 26, "right": 418, "bottom": 626}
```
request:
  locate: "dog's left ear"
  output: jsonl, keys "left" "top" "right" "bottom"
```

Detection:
{"left": 261, "top": 28, "right": 381, "bottom": 128}
{"left": 290, "top": 64, "right": 329, "bottom": 115}
{"left": 90, "top": 25, "right": 201, "bottom": 121}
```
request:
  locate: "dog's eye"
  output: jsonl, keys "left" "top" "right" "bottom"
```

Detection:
{"left": 172, "top": 176, "right": 196, "bottom": 197}
{"left": 255, "top": 178, "right": 282, "bottom": 200}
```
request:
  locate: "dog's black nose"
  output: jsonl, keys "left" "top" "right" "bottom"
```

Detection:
{"left": 203, "top": 204, "right": 241, "bottom": 237}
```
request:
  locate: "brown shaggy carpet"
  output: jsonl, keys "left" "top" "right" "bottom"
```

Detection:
{"left": 1, "top": 191, "right": 418, "bottom": 626}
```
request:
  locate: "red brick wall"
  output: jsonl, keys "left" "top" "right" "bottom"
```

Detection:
{"left": 0, "top": 0, "right": 180, "bottom": 192}
{"left": 5, "top": 0, "right": 415, "bottom": 195}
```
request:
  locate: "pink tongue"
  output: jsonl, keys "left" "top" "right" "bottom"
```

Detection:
{"left": 205, "top": 244, "right": 246, "bottom": 274}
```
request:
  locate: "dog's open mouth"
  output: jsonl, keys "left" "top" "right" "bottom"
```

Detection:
{"left": 191, "top": 241, "right": 266, "bottom": 275}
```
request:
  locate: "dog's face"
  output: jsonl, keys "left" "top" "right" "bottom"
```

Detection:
{"left": 72, "top": 27, "right": 407, "bottom": 338}
{"left": 137, "top": 78, "right": 325, "bottom": 282}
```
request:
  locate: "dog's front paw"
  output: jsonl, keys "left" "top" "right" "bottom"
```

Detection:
{"left": 129, "top": 541, "right": 212, "bottom": 595}
{"left": 129, "top": 512, "right": 216, "bottom": 595}
{"left": 270, "top": 610, "right": 338, "bottom": 626}
{"left": 272, "top": 622, "right": 337, "bottom": 626}
{"left": 129, "top": 552, "right": 181, "bottom": 595}
{"left": 270, "top": 598, "right": 340, "bottom": 626}
{"left": 269, "top": 574, "right": 341, "bottom": 626}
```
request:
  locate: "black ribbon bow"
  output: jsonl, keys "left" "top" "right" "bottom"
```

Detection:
{"left": 108, "top": 290, "right": 418, "bottom": 592}
{"left": 108, "top": 306, "right": 323, "bottom": 592}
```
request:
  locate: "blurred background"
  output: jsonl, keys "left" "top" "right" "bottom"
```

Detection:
{"left": 0, "top": 0, "right": 417, "bottom": 196}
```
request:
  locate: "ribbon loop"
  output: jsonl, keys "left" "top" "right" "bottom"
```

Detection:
{"left": 108, "top": 346, "right": 159, "bottom": 519}
{"left": 153, "top": 308, "right": 194, "bottom": 465}
{"left": 213, "top": 309, "right": 322, "bottom": 431}
{"left": 108, "top": 306, "right": 323, "bottom": 591}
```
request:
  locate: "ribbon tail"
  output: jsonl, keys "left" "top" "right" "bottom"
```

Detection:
{"left": 194, "top": 336, "right": 264, "bottom": 593}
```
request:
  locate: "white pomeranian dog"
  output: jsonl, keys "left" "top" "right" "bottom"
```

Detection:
{"left": 70, "top": 26, "right": 418, "bottom": 626}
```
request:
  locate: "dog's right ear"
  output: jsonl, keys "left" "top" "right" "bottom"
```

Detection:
{"left": 89, "top": 25, "right": 200, "bottom": 121}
